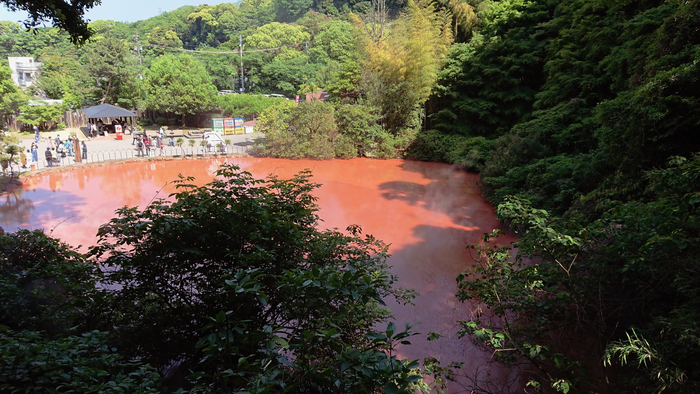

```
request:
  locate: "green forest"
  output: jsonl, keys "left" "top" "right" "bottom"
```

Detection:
{"left": 2, "top": 0, "right": 700, "bottom": 392}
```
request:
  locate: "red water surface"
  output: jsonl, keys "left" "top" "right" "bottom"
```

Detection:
{"left": 2, "top": 157, "right": 517, "bottom": 388}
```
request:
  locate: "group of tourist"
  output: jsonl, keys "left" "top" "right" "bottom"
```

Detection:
{"left": 31, "top": 129, "right": 88, "bottom": 168}
{"left": 87, "top": 119, "right": 131, "bottom": 138}
{"left": 134, "top": 127, "right": 171, "bottom": 157}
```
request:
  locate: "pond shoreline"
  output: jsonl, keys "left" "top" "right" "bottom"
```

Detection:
{"left": 1, "top": 152, "right": 253, "bottom": 194}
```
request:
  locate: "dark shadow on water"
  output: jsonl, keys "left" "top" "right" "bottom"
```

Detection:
{"left": 1, "top": 182, "right": 86, "bottom": 233}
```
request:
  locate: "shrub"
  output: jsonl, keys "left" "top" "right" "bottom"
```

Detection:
{"left": 405, "top": 129, "right": 494, "bottom": 170}
{"left": 89, "top": 165, "right": 419, "bottom": 390}
{"left": 255, "top": 101, "right": 341, "bottom": 159}
{"left": 334, "top": 134, "right": 358, "bottom": 158}
{"left": 0, "top": 328, "right": 163, "bottom": 393}
{"left": 335, "top": 104, "right": 382, "bottom": 157}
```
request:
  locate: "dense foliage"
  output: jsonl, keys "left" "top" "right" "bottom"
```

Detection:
{"left": 0, "top": 0, "right": 98, "bottom": 43}
{"left": 408, "top": 0, "right": 700, "bottom": 392}
{"left": 253, "top": 100, "right": 412, "bottom": 159}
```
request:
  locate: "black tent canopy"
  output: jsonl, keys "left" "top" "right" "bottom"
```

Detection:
{"left": 82, "top": 103, "right": 137, "bottom": 118}
{"left": 81, "top": 104, "right": 137, "bottom": 134}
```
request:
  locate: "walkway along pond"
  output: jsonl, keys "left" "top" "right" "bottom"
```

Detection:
{"left": 1, "top": 157, "right": 520, "bottom": 390}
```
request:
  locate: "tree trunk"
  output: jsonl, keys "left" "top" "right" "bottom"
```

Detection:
{"left": 100, "top": 77, "right": 113, "bottom": 104}
{"left": 182, "top": 113, "right": 186, "bottom": 127}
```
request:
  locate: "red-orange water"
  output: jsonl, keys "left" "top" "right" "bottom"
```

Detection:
{"left": 2, "top": 157, "right": 517, "bottom": 389}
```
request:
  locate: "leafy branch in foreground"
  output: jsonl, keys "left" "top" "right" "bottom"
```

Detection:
{"left": 89, "top": 164, "right": 420, "bottom": 391}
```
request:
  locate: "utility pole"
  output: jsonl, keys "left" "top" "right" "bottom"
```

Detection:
{"left": 133, "top": 34, "right": 142, "bottom": 66}
{"left": 239, "top": 35, "right": 244, "bottom": 93}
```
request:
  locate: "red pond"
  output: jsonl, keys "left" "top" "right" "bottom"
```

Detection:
{"left": 1, "top": 157, "right": 517, "bottom": 389}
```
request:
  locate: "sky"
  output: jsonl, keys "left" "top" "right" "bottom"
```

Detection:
{"left": 0, "top": 0, "right": 234, "bottom": 24}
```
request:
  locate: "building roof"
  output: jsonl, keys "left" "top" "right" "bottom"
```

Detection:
{"left": 81, "top": 103, "right": 137, "bottom": 118}
{"left": 28, "top": 99, "right": 63, "bottom": 106}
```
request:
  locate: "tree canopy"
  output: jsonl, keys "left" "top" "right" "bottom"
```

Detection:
{"left": 143, "top": 53, "right": 217, "bottom": 126}
{"left": 0, "top": 0, "right": 99, "bottom": 43}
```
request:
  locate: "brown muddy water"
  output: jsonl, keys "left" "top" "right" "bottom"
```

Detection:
{"left": 1, "top": 157, "right": 518, "bottom": 390}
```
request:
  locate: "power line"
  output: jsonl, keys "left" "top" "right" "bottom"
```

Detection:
{"left": 144, "top": 43, "right": 306, "bottom": 54}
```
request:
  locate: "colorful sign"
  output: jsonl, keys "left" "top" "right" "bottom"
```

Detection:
{"left": 212, "top": 118, "right": 224, "bottom": 133}
{"left": 223, "top": 118, "right": 234, "bottom": 135}
{"left": 295, "top": 95, "right": 300, "bottom": 104}
{"left": 234, "top": 117, "right": 244, "bottom": 134}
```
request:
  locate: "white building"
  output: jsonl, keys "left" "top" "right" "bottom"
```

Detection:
{"left": 8, "top": 57, "right": 42, "bottom": 88}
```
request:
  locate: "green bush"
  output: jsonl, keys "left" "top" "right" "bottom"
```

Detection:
{"left": 334, "top": 134, "right": 358, "bottom": 158}
{"left": 138, "top": 118, "right": 153, "bottom": 126}
{"left": 217, "top": 93, "right": 290, "bottom": 119}
{"left": 154, "top": 117, "right": 166, "bottom": 126}
{"left": 0, "top": 229, "right": 98, "bottom": 334}
{"left": 255, "top": 101, "right": 354, "bottom": 159}
{"left": 89, "top": 165, "right": 419, "bottom": 390}
{"left": 335, "top": 103, "right": 383, "bottom": 157}
{"left": 0, "top": 327, "right": 163, "bottom": 393}
{"left": 405, "top": 129, "right": 493, "bottom": 170}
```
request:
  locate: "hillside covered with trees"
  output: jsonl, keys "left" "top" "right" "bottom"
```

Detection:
{"left": 1, "top": 0, "right": 700, "bottom": 392}
{"left": 412, "top": 0, "right": 700, "bottom": 393}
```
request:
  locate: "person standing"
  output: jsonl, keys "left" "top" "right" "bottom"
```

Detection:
{"left": 34, "top": 125, "right": 40, "bottom": 143}
{"left": 31, "top": 143, "right": 38, "bottom": 163}
{"left": 136, "top": 137, "right": 145, "bottom": 157}
{"left": 45, "top": 147, "right": 53, "bottom": 167}
{"left": 81, "top": 141, "right": 87, "bottom": 161}
{"left": 65, "top": 140, "right": 73, "bottom": 157}
{"left": 20, "top": 150, "right": 27, "bottom": 169}
{"left": 87, "top": 121, "right": 92, "bottom": 138}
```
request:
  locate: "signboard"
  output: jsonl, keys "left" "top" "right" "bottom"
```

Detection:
{"left": 295, "top": 95, "right": 300, "bottom": 104}
{"left": 234, "top": 117, "right": 245, "bottom": 134}
{"left": 223, "top": 118, "right": 235, "bottom": 135}
{"left": 212, "top": 118, "right": 224, "bottom": 133}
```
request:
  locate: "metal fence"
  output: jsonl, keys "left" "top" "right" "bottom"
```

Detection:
{"left": 30, "top": 142, "right": 253, "bottom": 171}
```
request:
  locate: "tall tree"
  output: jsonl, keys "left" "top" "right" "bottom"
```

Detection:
{"left": 37, "top": 46, "right": 91, "bottom": 109}
{"left": 364, "top": 0, "right": 453, "bottom": 131}
{"left": 85, "top": 32, "right": 139, "bottom": 105}
{"left": 310, "top": 20, "right": 357, "bottom": 64}
{"left": 275, "top": 0, "right": 314, "bottom": 22}
{"left": 0, "top": 65, "right": 25, "bottom": 126}
{"left": 145, "top": 27, "right": 183, "bottom": 58}
{"left": 143, "top": 53, "right": 217, "bottom": 126}
{"left": 239, "top": 0, "right": 276, "bottom": 29}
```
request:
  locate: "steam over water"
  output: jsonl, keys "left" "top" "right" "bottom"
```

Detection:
{"left": 2, "top": 157, "right": 517, "bottom": 389}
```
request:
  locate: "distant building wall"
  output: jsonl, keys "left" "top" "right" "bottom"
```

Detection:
{"left": 7, "top": 57, "right": 42, "bottom": 88}
{"left": 305, "top": 91, "right": 329, "bottom": 102}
